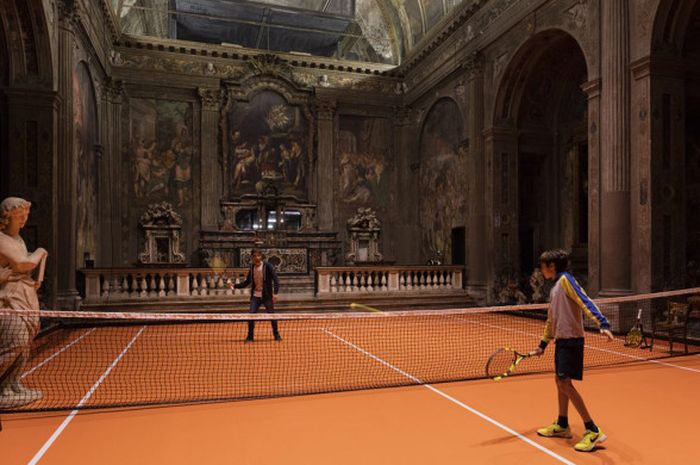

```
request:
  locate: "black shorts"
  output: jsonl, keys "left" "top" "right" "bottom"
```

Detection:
{"left": 554, "top": 338, "right": 585, "bottom": 380}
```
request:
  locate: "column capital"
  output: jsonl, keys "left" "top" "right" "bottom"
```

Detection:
{"left": 461, "top": 51, "right": 485, "bottom": 81}
{"left": 57, "top": 0, "right": 80, "bottom": 29}
{"left": 315, "top": 100, "right": 336, "bottom": 120}
{"left": 393, "top": 106, "right": 418, "bottom": 127}
{"left": 197, "top": 87, "right": 222, "bottom": 111}
{"left": 104, "top": 78, "right": 125, "bottom": 104}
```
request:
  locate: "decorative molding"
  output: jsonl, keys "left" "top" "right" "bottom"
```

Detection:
{"left": 113, "top": 52, "right": 247, "bottom": 79}
{"left": 315, "top": 100, "right": 337, "bottom": 121}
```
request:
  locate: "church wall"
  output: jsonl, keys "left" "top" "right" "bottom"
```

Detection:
{"left": 120, "top": 89, "right": 199, "bottom": 266}
{"left": 106, "top": 41, "right": 401, "bottom": 268}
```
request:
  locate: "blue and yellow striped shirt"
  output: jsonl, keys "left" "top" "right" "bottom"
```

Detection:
{"left": 540, "top": 272, "right": 610, "bottom": 347}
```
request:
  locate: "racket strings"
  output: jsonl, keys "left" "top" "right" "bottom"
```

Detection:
{"left": 485, "top": 349, "right": 517, "bottom": 378}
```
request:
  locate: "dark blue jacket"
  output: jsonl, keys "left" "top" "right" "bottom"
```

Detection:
{"left": 234, "top": 261, "right": 280, "bottom": 301}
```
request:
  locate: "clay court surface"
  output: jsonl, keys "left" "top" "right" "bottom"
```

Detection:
{"left": 1, "top": 318, "right": 697, "bottom": 465}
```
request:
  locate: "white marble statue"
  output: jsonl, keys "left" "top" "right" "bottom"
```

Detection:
{"left": 0, "top": 197, "right": 47, "bottom": 408}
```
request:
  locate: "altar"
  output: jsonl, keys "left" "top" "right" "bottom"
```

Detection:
{"left": 200, "top": 197, "right": 340, "bottom": 275}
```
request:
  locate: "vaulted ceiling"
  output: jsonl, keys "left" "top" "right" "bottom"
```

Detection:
{"left": 110, "top": 0, "right": 469, "bottom": 65}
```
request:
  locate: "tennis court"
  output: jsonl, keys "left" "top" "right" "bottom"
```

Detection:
{"left": 1, "top": 290, "right": 698, "bottom": 464}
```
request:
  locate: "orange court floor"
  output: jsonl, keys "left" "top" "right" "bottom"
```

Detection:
{"left": 1, "top": 352, "right": 698, "bottom": 465}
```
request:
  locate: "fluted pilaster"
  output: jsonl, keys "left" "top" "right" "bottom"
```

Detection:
{"left": 316, "top": 100, "right": 336, "bottom": 231}
{"left": 600, "top": 0, "right": 631, "bottom": 294}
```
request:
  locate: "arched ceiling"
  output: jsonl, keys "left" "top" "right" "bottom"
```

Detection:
{"left": 110, "top": 0, "right": 469, "bottom": 65}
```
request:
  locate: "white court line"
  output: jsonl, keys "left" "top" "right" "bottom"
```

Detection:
{"left": 466, "top": 317, "right": 700, "bottom": 375}
{"left": 27, "top": 326, "right": 146, "bottom": 465}
{"left": 322, "top": 328, "right": 578, "bottom": 465}
{"left": 21, "top": 329, "right": 97, "bottom": 379}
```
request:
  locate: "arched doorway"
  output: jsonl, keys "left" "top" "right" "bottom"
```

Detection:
{"left": 650, "top": 0, "right": 700, "bottom": 288}
{"left": 418, "top": 98, "right": 465, "bottom": 264}
{"left": 494, "top": 31, "right": 589, "bottom": 286}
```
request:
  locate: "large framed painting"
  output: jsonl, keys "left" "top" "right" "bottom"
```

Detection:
{"left": 223, "top": 87, "right": 312, "bottom": 199}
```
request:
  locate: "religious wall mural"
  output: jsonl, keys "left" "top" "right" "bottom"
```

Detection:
{"left": 335, "top": 116, "right": 391, "bottom": 255}
{"left": 124, "top": 98, "right": 195, "bottom": 262}
{"left": 337, "top": 116, "right": 388, "bottom": 206}
{"left": 226, "top": 90, "right": 308, "bottom": 198}
{"left": 128, "top": 99, "right": 194, "bottom": 207}
{"left": 419, "top": 98, "right": 465, "bottom": 263}
{"left": 74, "top": 62, "right": 99, "bottom": 268}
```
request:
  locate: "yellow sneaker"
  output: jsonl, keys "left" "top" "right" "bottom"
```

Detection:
{"left": 574, "top": 429, "right": 607, "bottom": 452}
{"left": 536, "top": 423, "right": 572, "bottom": 438}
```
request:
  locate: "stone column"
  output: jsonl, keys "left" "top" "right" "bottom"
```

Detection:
{"left": 315, "top": 100, "right": 336, "bottom": 231}
{"left": 198, "top": 88, "right": 222, "bottom": 229}
{"left": 581, "top": 79, "right": 602, "bottom": 296}
{"left": 463, "top": 53, "right": 487, "bottom": 299}
{"left": 103, "top": 78, "right": 125, "bottom": 267}
{"left": 483, "top": 126, "right": 518, "bottom": 303}
{"left": 599, "top": 0, "right": 631, "bottom": 295}
{"left": 56, "top": 1, "right": 80, "bottom": 308}
{"left": 394, "top": 107, "right": 421, "bottom": 264}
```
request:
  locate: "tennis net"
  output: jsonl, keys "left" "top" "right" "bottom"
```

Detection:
{"left": 1, "top": 287, "right": 698, "bottom": 412}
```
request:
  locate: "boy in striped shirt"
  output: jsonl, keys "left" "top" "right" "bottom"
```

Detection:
{"left": 529, "top": 249, "right": 614, "bottom": 452}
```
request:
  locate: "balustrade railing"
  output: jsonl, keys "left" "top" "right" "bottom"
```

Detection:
{"left": 316, "top": 266, "right": 464, "bottom": 295}
{"left": 82, "top": 265, "right": 465, "bottom": 304}
{"left": 82, "top": 268, "right": 249, "bottom": 304}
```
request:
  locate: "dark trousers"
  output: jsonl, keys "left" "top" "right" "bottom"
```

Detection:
{"left": 248, "top": 296, "right": 280, "bottom": 340}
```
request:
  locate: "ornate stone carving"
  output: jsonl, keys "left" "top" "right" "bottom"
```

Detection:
{"left": 566, "top": 1, "right": 588, "bottom": 29}
{"left": 315, "top": 100, "right": 336, "bottom": 121}
{"left": 138, "top": 202, "right": 186, "bottom": 265}
{"left": 462, "top": 51, "right": 485, "bottom": 80}
{"left": 246, "top": 54, "right": 293, "bottom": 78}
{"left": 493, "top": 52, "right": 509, "bottom": 82}
{"left": 103, "top": 78, "right": 124, "bottom": 104}
{"left": 240, "top": 247, "right": 307, "bottom": 274}
{"left": 114, "top": 53, "right": 246, "bottom": 79}
{"left": 197, "top": 87, "right": 221, "bottom": 111}
{"left": 345, "top": 208, "right": 383, "bottom": 265}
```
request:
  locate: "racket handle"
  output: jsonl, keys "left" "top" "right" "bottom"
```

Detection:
{"left": 637, "top": 308, "right": 643, "bottom": 319}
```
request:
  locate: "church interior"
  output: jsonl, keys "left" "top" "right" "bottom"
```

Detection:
{"left": 1, "top": 0, "right": 699, "bottom": 310}
{"left": 3, "top": 2, "right": 700, "bottom": 464}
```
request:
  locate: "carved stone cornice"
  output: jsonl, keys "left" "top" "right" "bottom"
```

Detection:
{"left": 198, "top": 87, "right": 222, "bottom": 111}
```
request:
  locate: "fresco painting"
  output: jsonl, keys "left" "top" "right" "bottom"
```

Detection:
{"left": 419, "top": 98, "right": 465, "bottom": 263}
{"left": 337, "top": 116, "right": 389, "bottom": 206}
{"left": 128, "top": 99, "right": 194, "bottom": 207}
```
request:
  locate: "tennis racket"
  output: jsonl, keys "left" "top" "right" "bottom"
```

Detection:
{"left": 349, "top": 303, "right": 382, "bottom": 313}
{"left": 485, "top": 347, "right": 530, "bottom": 380}
{"left": 624, "top": 309, "right": 644, "bottom": 347}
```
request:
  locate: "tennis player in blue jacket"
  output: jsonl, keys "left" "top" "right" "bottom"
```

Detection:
{"left": 233, "top": 248, "right": 281, "bottom": 342}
